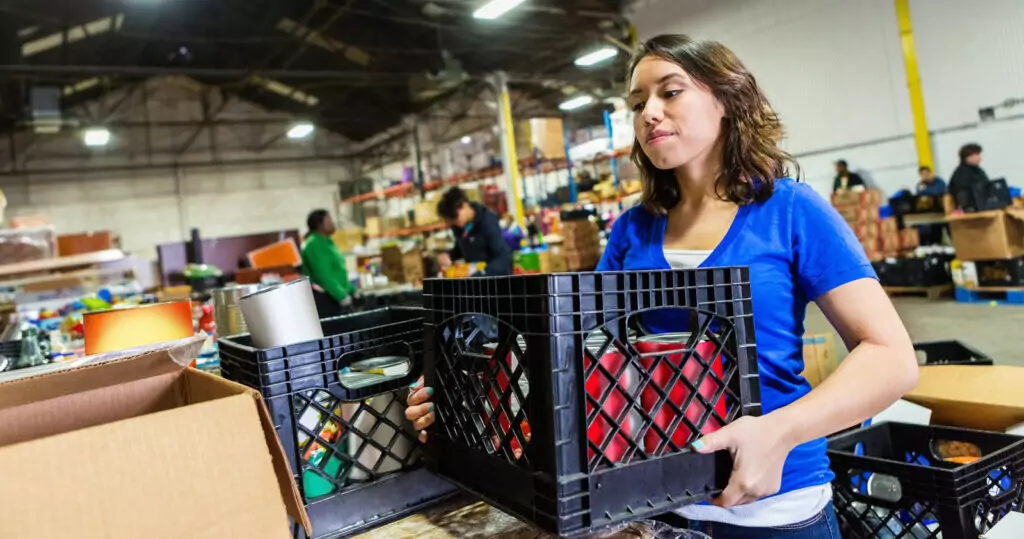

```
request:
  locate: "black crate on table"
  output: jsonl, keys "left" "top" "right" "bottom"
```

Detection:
{"left": 829, "top": 422, "right": 1024, "bottom": 538}
{"left": 873, "top": 255, "right": 953, "bottom": 288}
{"left": 218, "top": 307, "right": 458, "bottom": 539}
{"left": 914, "top": 341, "right": 994, "bottom": 367}
{"left": 890, "top": 192, "right": 943, "bottom": 215}
{"left": 973, "top": 259, "right": 1024, "bottom": 288}
{"left": 422, "top": 268, "right": 761, "bottom": 537}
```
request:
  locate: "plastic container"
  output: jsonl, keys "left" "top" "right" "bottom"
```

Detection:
{"left": 422, "top": 268, "right": 761, "bottom": 537}
{"left": 914, "top": 341, "right": 994, "bottom": 367}
{"left": 218, "top": 307, "right": 458, "bottom": 539}
{"left": 0, "top": 226, "right": 56, "bottom": 264}
{"left": 829, "top": 422, "right": 1024, "bottom": 538}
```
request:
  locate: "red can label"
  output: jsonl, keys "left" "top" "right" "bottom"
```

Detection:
{"left": 635, "top": 332, "right": 725, "bottom": 455}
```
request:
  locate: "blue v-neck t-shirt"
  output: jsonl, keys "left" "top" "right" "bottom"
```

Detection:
{"left": 596, "top": 178, "right": 876, "bottom": 497}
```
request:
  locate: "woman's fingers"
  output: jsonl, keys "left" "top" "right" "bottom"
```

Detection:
{"left": 408, "top": 386, "right": 434, "bottom": 405}
{"left": 412, "top": 411, "right": 435, "bottom": 431}
{"left": 405, "top": 402, "right": 433, "bottom": 421}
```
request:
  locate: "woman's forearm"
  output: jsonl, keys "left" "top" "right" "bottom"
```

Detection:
{"left": 766, "top": 339, "right": 918, "bottom": 449}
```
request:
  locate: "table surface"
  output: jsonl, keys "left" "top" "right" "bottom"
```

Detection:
{"left": 351, "top": 496, "right": 694, "bottom": 539}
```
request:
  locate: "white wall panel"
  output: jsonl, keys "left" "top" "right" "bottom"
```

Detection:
{"left": 628, "top": 0, "right": 1024, "bottom": 198}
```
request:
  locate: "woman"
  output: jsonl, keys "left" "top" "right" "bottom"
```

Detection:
{"left": 408, "top": 35, "right": 918, "bottom": 537}
{"left": 301, "top": 209, "right": 356, "bottom": 317}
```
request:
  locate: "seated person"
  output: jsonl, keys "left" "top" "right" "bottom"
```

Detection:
{"left": 916, "top": 165, "right": 947, "bottom": 196}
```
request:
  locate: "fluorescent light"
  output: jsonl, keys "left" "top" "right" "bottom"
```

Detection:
{"left": 287, "top": 123, "right": 315, "bottom": 139}
{"left": 473, "top": 0, "right": 527, "bottom": 20}
{"left": 575, "top": 47, "right": 618, "bottom": 67}
{"left": 461, "top": 136, "right": 472, "bottom": 144}
{"left": 83, "top": 128, "right": 110, "bottom": 147}
{"left": 559, "top": 95, "right": 595, "bottom": 111}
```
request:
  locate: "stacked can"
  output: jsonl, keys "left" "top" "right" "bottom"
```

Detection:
{"left": 635, "top": 333, "right": 725, "bottom": 455}
{"left": 584, "top": 332, "right": 640, "bottom": 464}
{"left": 482, "top": 336, "right": 530, "bottom": 459}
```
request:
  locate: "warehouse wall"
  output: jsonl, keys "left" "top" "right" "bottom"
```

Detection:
{"left": 628, "top": 0, "right": 1024, "bottom": 197}
{"left": 0, "top": 78, "right": 355, "bottom": 259}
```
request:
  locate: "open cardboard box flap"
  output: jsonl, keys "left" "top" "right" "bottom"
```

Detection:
{"left": 904, "top": 365, "right": 1024, "bottom": 432}
{"left": 0, "top": 339, "right": 311, "bottom": 538}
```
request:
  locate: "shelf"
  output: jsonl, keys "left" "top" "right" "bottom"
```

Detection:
{"left": 368, "top": 222, "right": 447, "bottom": 240}
{"left": 341, "top": 147, "right": 632, "bottom": 205}
{"left": 0, "top": 249, "right": 125, "bottom": 279}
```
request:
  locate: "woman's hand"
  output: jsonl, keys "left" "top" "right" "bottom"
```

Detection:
{"left": 692, "top": 415, "right": 795, "bottom": 507}
{"left": 405, "top": 376, "right": 435, "bottom": 443}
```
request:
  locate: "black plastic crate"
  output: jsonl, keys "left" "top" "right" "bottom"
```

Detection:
{"left": 890, "top": 192, "right": 943, "bottom": 216}
{"left": 914, "top": 341, "right": 994, "bottom": 367}
{"left": 829, "top": 422, "right": 1024, "bottom": 538}
{"left": 873, "top": 255, "right": 953, "bottom": 288}
{"left": 973, "top": 259, "right": 1024, "bottom": 288}
{"left": 422, "top": 268, "right": 761, "bottom": 537}
{"left": 218, "top": 307, "right": 458, "bottom": 539}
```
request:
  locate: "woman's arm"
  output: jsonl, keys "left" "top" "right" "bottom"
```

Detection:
{"left": 696, "top": 278, "right": 917, "bottom": 507}
{"left": 774, "top": 278, "right": 918, "bottom": 442}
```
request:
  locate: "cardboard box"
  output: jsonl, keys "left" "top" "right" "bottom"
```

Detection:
{"left": 801, "top": 333, "right": 837, "bottom": 387}
{"left": 381, "top": 245, "right": 423, "bottom": 284}
{"left": 414, "top": 200, "right": 440, "bottom": 226}
{"left": 332, "top": 228, "right": 365, "bottom": 253}
{"left": 517, "top": 118, "right": 565, "bottom": 160}
{"left": 57, "top": 231, "right": 114, "bottom": 256}
{"left": 947, "top": 209, "right": 1024, "bottom": 261}
{"left": 364, "top": 216, "right": 382, "bottom": 237}
{"left": 0, "top": 341, "right": 310, "bottom": 538}
{"left": 899, "top": 227, "right": 920, "bottom": 250}
{"left": 904, "top": 365, "right": 1024, "bottom": 431}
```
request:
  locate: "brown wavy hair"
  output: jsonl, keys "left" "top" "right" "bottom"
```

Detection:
{"left": 629, "top": 34, "right": 799, "bottom": 214}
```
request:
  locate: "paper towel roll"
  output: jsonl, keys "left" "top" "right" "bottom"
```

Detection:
{"left": 238, "top": 277, "right": 324, "bottom": 349}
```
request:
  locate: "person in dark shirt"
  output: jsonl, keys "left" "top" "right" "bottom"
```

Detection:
{"left": 916, "top": 165, "right": 947, "bottom": 196}
{"left": 948, "top": 143, "right": 990, "bottom": 205}
{"left": 435, "top": 187, "right": 512, "bottom": 276}
{"left": 832, "top": 159, "right": 866, "bottom": 193}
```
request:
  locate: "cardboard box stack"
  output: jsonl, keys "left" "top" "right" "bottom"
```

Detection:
{"left": 832, "top": 190, "right": 920, "bottom": 260}
{"left": 947, "top": 210, "right": 1024, "bottom": 289}
{"left": 559, "top": 218, "right": 601, "bottom": 271}
{"left": 381, "top": 244, "right": 424, "bottom": 284}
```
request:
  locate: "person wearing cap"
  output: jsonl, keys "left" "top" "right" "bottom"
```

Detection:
{"left": 435, "top": 187, "right": 513, "bottom": 276}
{"left": 832, "top": 159, "right": 866, "bottom": 193}
{"left": 302, "top": 209, "right": 356, "bottom": 317}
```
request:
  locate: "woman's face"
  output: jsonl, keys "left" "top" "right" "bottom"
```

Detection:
{"left": 628, "top": 56, "right": 725, "bottom": 171}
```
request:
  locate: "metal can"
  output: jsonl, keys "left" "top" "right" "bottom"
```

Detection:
{"left": 635, "top": 332, "right": 725, "bottom": 455}
{"left": 482, "top": 336, "right": 529, "bottom": 459}
{"left": 584, "top": 333, "right": 638, "bottom": 465}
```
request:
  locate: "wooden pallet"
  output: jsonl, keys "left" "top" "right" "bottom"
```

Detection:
{"left": 955, "top": 287, "right": 1024, "bottom": 306}
{"left": 883, "top": 284, "right": 953, "bottom": 300}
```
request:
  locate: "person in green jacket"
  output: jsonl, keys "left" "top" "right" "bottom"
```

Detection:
{"left": 302, "top": 209, "right": 356, "bottom": 317}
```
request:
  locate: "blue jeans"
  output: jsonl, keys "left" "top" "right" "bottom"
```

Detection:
{"left": 688, "top": 503, "right": 840, "bottom": 539}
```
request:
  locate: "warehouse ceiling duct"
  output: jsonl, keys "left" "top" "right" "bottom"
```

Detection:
{"left": 275, "top": 18, "right": 371, "bottom": 67}
{"left": 22, "top": 14, "right": 125, "bottom": 58}
{"left": 409, "top": 50, "right": 468, "bottom": 102}
{"left": 249, "top": 76, "right": 319, "bottom": 107}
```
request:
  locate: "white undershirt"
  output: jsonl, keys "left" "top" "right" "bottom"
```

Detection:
{"left": 662, "top": 248, "right": 832, "bottom": 527}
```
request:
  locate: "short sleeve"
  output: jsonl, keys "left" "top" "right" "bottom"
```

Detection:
{"left": 596, "top": 208, "right": 631, "bottom": 272}
{"left": 791, "top": 183, "right": 877, "bottom": 300}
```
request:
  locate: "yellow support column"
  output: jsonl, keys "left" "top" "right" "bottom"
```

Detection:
{"left": 895, "top": 0, "right": 934, "bottom": 169}
{"left": 493, "top": 72, "right": 526, "bottom": 229}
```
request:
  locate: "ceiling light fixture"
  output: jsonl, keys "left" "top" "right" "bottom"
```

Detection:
{"left": 287, "top": 123, "right": 315, "bottom": 139}
{"left": 559, "top": 95, "right": 595, "bottom": 111}
{"left": 83, "top": 128, "right": 111, "bottom": 147}
{"left": 574, "top": 47, "right": 618, "bottom": 67}
{"left": 461, "top": 136, "right": 472, "bottom": 144}
{"left": 473, "top": 0, "right": 527, "bottom": 20}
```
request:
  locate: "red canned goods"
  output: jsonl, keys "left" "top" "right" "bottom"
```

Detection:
{"left": 635, "top": 332, "right": 725, "bottom": 455}
{"left": 584, "top": 335, "right": 639, "bottom": 464}
{"left": 483, "top": 339, "right": 530, "bottom": 459}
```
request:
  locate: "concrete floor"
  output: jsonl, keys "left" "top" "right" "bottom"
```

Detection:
{"left": 805, "top": 297, "right": 1024, "bottom": 366}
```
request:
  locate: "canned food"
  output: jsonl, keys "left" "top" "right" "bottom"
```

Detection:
{"left": 482, "top": 337, "right": 530, "bottom": 459}
{"left": 635, "top": 332, "right": 725, "bottom": 455}
{"left": 584, "top": 333, "right": 639, "bottom": 465}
